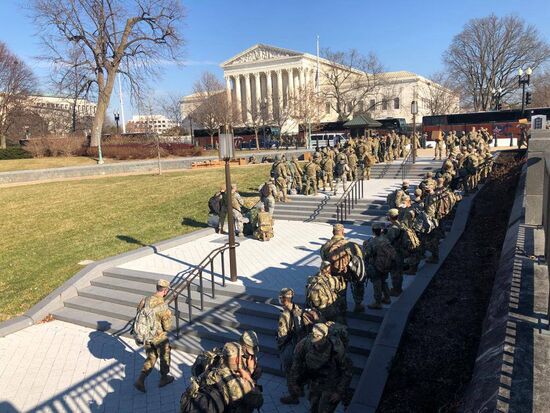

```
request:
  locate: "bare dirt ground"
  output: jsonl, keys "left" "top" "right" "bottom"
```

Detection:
{"left": 377, "top": 150, "right": 525, "bottom": 413}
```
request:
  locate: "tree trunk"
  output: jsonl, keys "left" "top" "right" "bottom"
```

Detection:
{"left": 90, "top": 71, "right": 117, "bottom": 147}
{"left": 0, "top": 134, "right": 6, "bottom": 149}
{"left": 255, "top": 129, "right": 259, "bottom": 149}
{"left": 210, "top": 133, "right": 214, "bottom": 148}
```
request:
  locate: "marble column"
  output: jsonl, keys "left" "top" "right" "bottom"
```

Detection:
{"left": 276, "top": 70, "right": 283, "bottom": 111}
{"left": 245, "top": 73, "right": 252, "bottom": 121}
{"left": 235, "top": 75, "right": 242, "bottom": 121}
{"left": 299, "top": 68, "right": 305, "bottom": 92}
{"left": 288, "top": 68, "right": 295, "bottom": 99}
{"left": 254, "top": 73, "right": 261, "bottom": 115}
{"left": 225, "top": 76, "right": 232, "bottom": 107}
{"left": 266, "top": 71, "right": 273, "bottom": 118}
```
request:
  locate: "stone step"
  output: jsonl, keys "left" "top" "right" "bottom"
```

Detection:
{"left": 93, "top": 273, "right": 386, "bottom": 324}
{"left": 68, "top": 291, "right": 380, "bottom": 342}
{"left": 52, "top": 306, "right": 369, "bottom": 375}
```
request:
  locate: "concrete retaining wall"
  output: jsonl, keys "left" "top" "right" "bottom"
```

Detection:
{"left": 0, "top": 149, "right": 311, "bottom": 185}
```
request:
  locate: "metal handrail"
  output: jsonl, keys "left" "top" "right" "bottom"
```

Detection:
{"left": 335, "top": 167, "right": 365, "bottom": 223}
{"left": 400, "top": 147, "right": 413, "bottom": 181}
{"left": 165, "top": 241, "right": 240, "bottom": 335}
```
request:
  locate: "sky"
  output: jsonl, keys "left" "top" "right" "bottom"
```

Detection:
{"left": 1, "top": 0, "right": 550, "bottom": 119}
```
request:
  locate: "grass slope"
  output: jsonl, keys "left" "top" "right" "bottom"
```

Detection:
{"left": 0, "top": 164, "right": 269, "bottom": 321}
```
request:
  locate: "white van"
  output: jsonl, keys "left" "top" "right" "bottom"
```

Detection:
{"left": 309, "top": 133, "right": 347, "bottom": 148}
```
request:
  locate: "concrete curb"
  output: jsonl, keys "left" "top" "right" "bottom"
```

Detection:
{"left": 347, "top": 184, "right": 483, "bottom": 412}
{"left": 0, "top": 228, "right": 213, "bottom": 337}
{"left": 0, "top": 149, "right": 311, "bottom": 185}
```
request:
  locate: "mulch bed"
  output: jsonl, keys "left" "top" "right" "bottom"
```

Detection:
{"left": 377, "top": 150, "right": 525, "bottom": 413}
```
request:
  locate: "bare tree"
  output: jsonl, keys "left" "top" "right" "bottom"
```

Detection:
{"left": 158, "top": 92, "right": 185, "bottom": 134}
{"left": 321, "top": 48, "right": 386, "bottom": 121}
{"left": 245, "top": 99, "right": 269, "bottom": 150}
{"left": 423, "top": 72, "right": 460, "bottom": 115}
{"left": 532, "top": 68, "right": 550, "bottom": 107}
{"left": 191, "top": 72, "right": 226, "bottom": 147}
{"left": 51, "top": 46, "right": 94, "bottom": 133}
{"left": 443, "top": 14, "right": 550, "bottom": 111}
{"left": 290, "top": 85, "right": 323, "bottom": 147}
{"left": 0, "top": 42, "right": 37, "bottom": 148}
{"left": 32, "top": 0, "right": 186, "bottom": 148}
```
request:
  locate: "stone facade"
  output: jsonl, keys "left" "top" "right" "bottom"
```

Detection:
{"left": 126, "top": 114, "right": 177, "bottom": 134}
{"left": 183, "top": 44, "right": 459, "bottom": 134}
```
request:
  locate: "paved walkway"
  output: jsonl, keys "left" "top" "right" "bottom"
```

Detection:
{"left": 0, "top": 178, "right": 419, "bottom": 413}
{"left": 0, "top": 321, "right": 327, "bottom": 413}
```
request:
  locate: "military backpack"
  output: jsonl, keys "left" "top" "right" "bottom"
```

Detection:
{"left": 132, "top": 297, "right": 160, "bottom": 345}
{"left": 374, "top": 238, "right": 396, "bottom": 273}
{"left": 306, "top": 275, "right": 337, "bottom": 309}
{"left": 326, "top": 239, "right": 352, "bottom": 275}
{"left": 191, "top": 347, "right": 223, "bottom": 378}
{"left": 400, "top": 227, "right": 421, "bottom": 252}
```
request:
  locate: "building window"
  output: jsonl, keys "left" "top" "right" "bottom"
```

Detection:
{"left": 325, "top": 102, "right": 330, "bottom": 115}
{"left": 394, "top": 98, "right": 400, "bottom": 109}
{"left": 382, "top": 100, "right": 388, "bottom": 110}
{"left": 369, "top": 99, "right": 375, "bottom": 111}
{"left": 357, "top": 101, "right": 364, "bottom": 112}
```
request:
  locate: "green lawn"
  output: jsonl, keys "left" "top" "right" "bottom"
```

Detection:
{"left": 0, "top": 156, "right": 108, "bottom": 172}
{"left": 0, "top": 164, "right": 269, "bottom": 321}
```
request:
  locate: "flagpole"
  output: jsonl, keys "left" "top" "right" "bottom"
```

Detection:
{"left": 316, "top": 35, "right": 320, "bottom": 93}
{"left": 118, "top": 74, "right": 126, "bottom": 134}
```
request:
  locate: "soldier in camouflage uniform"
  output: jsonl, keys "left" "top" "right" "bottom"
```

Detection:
{"left": 385, "top": 209, "right": 404, "bottom": 296}
{"left": 281, "top": 323, "right": 352, "bottom": 410}
{"left": 273, "top": 155, "right": 290, "bottom": 202}
{"left": 333, "top": 159, "right": 350, "bottom": 195}
{"left": 321, "top": 224, "right": 365, "bottom": 313}
{"left": 321, "top": 153, "right": 335, "bottom": 192}
{"left": 277, "top": 288, "right": 306, "bottom": 381}
{"left": 195, "top": 342, "right": 263, "bottom": 413}
{"left": 434, "top": 132, "right": 444, "bottom": 160}
{"left": 306, "top": 261, "right": 347, "bottom": 323}
{"left": 230, "top": 184, "right": 245, "bottom": 237}
{"left": 303, "top": 159, "right": 320, "bottom": 195}
{"left": 347, "top": 148, "right": 359, "bottom": 180}
{"left": 135, "top": 279, "right": 174, "bottom": 392}
{"left": 290, "top": 155, "right": 303, "bottom": 193}
{"left": 423, "top": 187, "right": 442, "bottom": 263}
{"left": 363, "top": 223, "right": 392, "bottom": 309}
{"left": 259, "top": 178, "right": 278, "bottom": 215}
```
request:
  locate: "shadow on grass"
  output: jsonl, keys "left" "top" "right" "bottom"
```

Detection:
{"left": 181, "top": 217, "right": 208, "bottom": 228}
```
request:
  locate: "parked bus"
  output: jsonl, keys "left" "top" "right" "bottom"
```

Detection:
{"left": 309, "top": 132, "right": 348, "bottom": 148}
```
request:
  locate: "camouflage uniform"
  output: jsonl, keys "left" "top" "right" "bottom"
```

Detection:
{"left": 289, "top": 157, "right": 303, "bottom": 193}
{"left": 287, "top": 326, "right": 353, "bottom": 412}
{"left": 259, "top": 181, "right": 277, "bottom": 215}
{"left": 363, "top": 232, "right": 391, "bottom": 308}
{"left": 138, "top": 294, "right": 173, "bottom": 379}
{"left": 231, "top": 191, "right": 245, "bottom": 235}
{"left": 321, "top": 157, "right": 335, "bottom": 191}
{"left": 306, "top": 265, "right": 347, "bottom": 323}
{"left": 385, "top": 215, "right": 404, "bottom": 295}
{"left": 434, "top": 133, "right": 444, "bottom": 160}
{"left": 347, "top": 151, "right": 358, "bottom": 180}
{"left": 277, "top": 301, "right": 305, "bottom": 378}
{"left": 273, "top": 159, "right": 289, "bottom": 202}
{"left": 320, "top": 232, "right": 364, "bottom": 310}
{"left": 254, "top": 210, "right": 273, "bottom": 241}
{"left": 303, "top": 160, "right": 320, "bottom": 195}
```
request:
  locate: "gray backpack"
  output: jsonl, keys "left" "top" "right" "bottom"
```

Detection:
{"left": 132, "top": 297, "right": 158, "bottom": 345}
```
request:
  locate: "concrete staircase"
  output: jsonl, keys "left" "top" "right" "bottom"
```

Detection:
{"left": 52, "top": 267, "right": 384, "bottom": 387}
{"left": 370, "top": 159, "right": 441, "bottom": 179}
{"left": 274, "top": 195, "right": 389, "bottom": 225}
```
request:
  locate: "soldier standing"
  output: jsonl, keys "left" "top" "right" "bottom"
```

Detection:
{"left": 434, "top": 131, "right": 444, "bottom": 160}
{"left": 347, "top": 148, "right": 359, "bottom": 180}
{"left": 281, "top": 323, "right": 353, "bottom": 411}
{"left": 387, "top": 181, "right": 410, "bottom": 209}
{"left": 277, "top": 288, "right": 305, "bottom": 381}
{"left": 333, "top": 159, "right": 350, "bottom": 195}
{"left": 230, "top": 184, "right": 245, "bottom": 237}
{"left": 289, "top": 155, "right": 303, "bottom": 193}
{"left": 273, "top": 155, "right": 290, "bottom": 202}
{"left": 254, "top": 205, "right": 274, "bottom": 241}
{"left": 303, "top": 159, "right": 320, "bottom": 195}
{"left": 321, "top": 224, "right": 365, "bottom": 313}
{"left": 363, "top": 223, "right": 393, "bottom": 309}
{"left": 259, "top": 178, "right": 278, "bottom": 215}
{"left": 321, "top": 154, "right": 335, "bottom": 192}
{"left": 306, "top": 261, "right": 347, "bottom": 323}
{"left": 385, "top": 209, "right": 404, "bottom": 296}
{"left": 134, "top": 279, "right": 174, "bottom": 392}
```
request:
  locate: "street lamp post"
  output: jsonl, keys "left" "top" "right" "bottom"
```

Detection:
{"left": 491, "top": 87, "right": 503, "bottom": 111}
{"left": 518, "top": 67, "right": 532, "bottom": 116}
{"left": 219, "top": 133, "right": 238, "bottom": 282}
{"left": 114, "top": 111, "right": 120, "bottom": 134}
{"left": 411, "top": 100, "right": 418, "bottom": 164}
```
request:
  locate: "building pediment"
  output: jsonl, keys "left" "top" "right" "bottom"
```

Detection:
{"left": 221, "top": 44, "right": 303, "bottom": 67}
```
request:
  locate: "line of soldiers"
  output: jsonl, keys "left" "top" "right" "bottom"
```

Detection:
{"left": 434, "top": 127, "right": 495, "bottom": 160}
{"left": 273, "top": 131, "right": 416, "bottom": 197}
{"left": 274, "top": 139, "right": 494, "bottom": 411}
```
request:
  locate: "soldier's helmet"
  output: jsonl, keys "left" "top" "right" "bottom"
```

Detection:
{"left": 388, "top": 208, "right": 399, "bottom": 218}
{"left": 311, "top": 323, "right": 329, "bottom": 343}
{"left": 414, "top": 188, "right": 423, "bottom": 197}
{"left": 426, "top": 172, "right": 433, "bottom": 178}
{"left": 333, "top": 223, "right": 345, "bottom": 233}
{"left": 339, "top": 159, "right": 346, "bottom": 164}
{"left": 291, "top": 155, "right": 297, "bottom": 161}
{"left": 372, "top": 222, "right": 383, "bottom": 230}
{"left": 222, "top": 342, "right": 241, "bottom": 358}
{"left": 240, "top": 330, "right": 259, "bottom": 354}
{"left": 402, "top": 180, "right": 410, "bottom": 188}
{"left": 157, "top": 279, "right": 170, "bottom": 289}
{"left": 320, "top": 260, "right": 331, "bottom": 270}
{"left": 279, "top": 288, "right": 294, "bottom": 299}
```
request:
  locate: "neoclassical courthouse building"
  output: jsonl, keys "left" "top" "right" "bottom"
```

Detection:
{"left": 182, "top": 44, "right": 458, "bottom": 134}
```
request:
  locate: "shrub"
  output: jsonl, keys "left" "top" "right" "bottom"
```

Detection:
{"left": 0, "top": 146, "right": 33, "bottom": 160}
{"left": 25, "top": 136, "right": 87, "bottom": 158}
